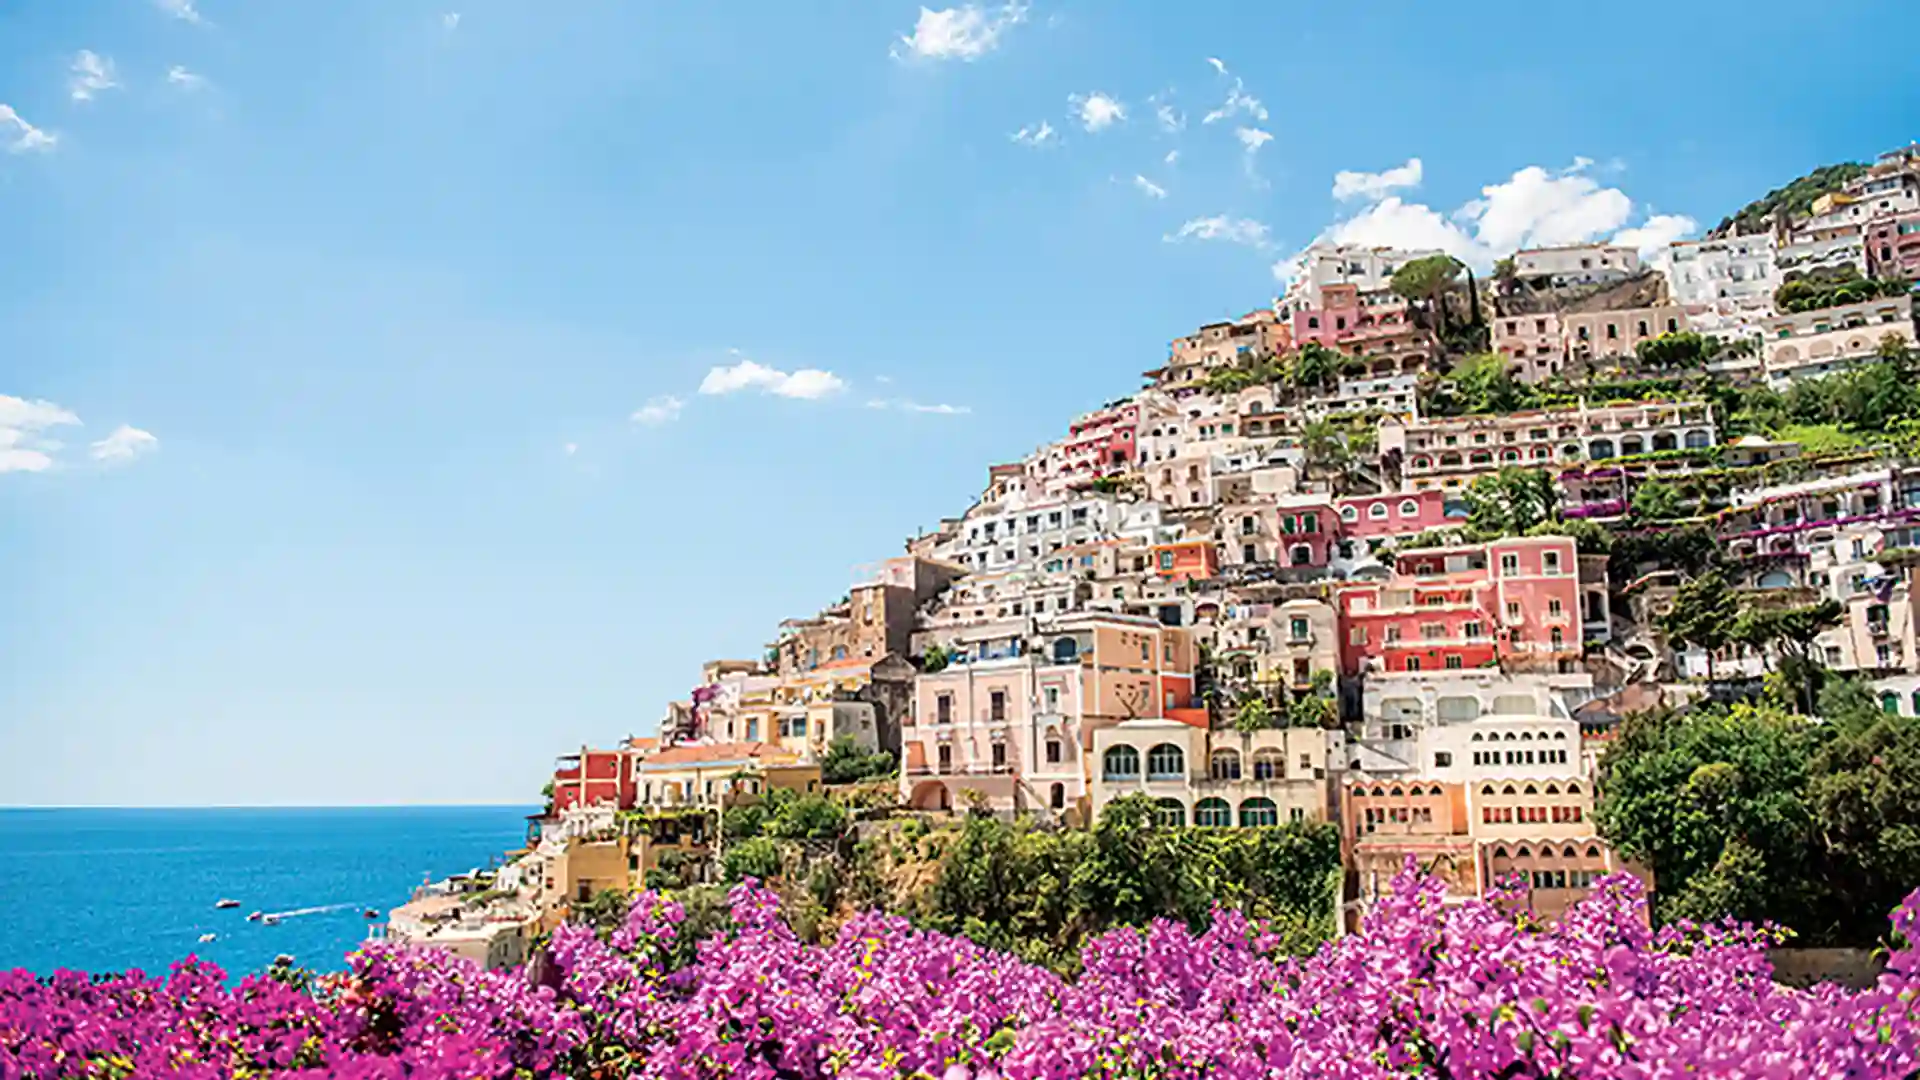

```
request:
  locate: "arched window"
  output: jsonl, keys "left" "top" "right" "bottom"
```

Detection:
{"left": 1341, "top": 505, "right": 1359, "bottom": 522}
{"left": 1493, "top": 846, "right": 1509, "bottom": 859}
{"left": 1544, "top": 783, "right": 1560, "bottom": 795}
{"left": 1481, "top": 784, "right": 1495, "bottom": 795}
{"left": 1589, "top": 438, "right": 1615, "bottom": 460}
{"left": 1252, "top": 749, "right": 1283, "bottom": 780}
{"left": 1585, "top": 845, "right": 1601, "bottom": 858}
{"left": 1152, "top": 798, "right": 1186, "bottom": 827}
{"left": 1103, "top": 745, "right": 1140, "bottom": 780}
{"left": 1516, "top": 845, "right": 1532, "bottom": 859}
{"left": 1882, "top": 692, "right": 1900, "bottom": 715}
{"left": 1562, "top": 844, "right": 1578, "bottom": 859}
{"left": 1350, "top": 784, "right": 1367, "bottom": 797}
{"left": 1239, "top": 797, "right": 1279, "bottom": 827}
{"left": 1211, "top": 749, "right": 1243, "bottom": 781}
{"left": 1052, "top": 637, "right": 1079, "bottom": 663}
{"left": 1195, "top": 798, "right": 1232, "bottom": 827}
{"left": 1399, "top": 499, "right": 1419, "bottom": 516}
{"left": 1471, "top": 732, "right": 1484, "bottom": 742}
{"left": 1370, "top": 503, "right": 1390, "bottom": 519}
{"left": 1437, "top": 696, "right": 1481, "bottom": 722}
{"left": 1502, "top": 784, "right": 1517, "bottom": 795}
{"left": 1567, "top": 782, "right": 1581, "bottom": 794}
{"left": 1684, "top": 430, "right": 1711, "bottom": 449}
{"left": 1146, "top": 743, "right": 1185, "bottom": 780}
{"left": 1910, "top": 690, "right": 1920, "bottom": 717}
{"left": 1389, "top": 785, "right": 1404, "bottom": 797}
{"left": 1523, "top": 784, "right": 1539, "bottom": 795}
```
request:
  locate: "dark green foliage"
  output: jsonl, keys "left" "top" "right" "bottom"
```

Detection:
{"left": 1713, "top": 162, "right": 1868, "bottom": 236}
{"left": 820, "top": 736, "right": 897, "bottom": 785}
{"left": 1462, "top": 468, "right": 1557, "bottom": 537}
{"left": 1630, "top": 479, "right": 1683, "bottom": 521}
{"left": 721, "top": 836, "right": 783, "bottom": 883}
{"left": 1773, "top": 266, "right": 1909, "bottom": 313}
{"left": 1658, "top": 571, "right": 1741, "bottom": 681}
{"left": 1599, "top": 689, "right": 1920, "bottom": 947}
{"left": 1635, "top": 332, "right": 1722, "bottom": 370}
{"left": 920, "top": 798, "right": 1342, "bottom": 971}
{"left": 921, "top": 643, "right": 950, "bottom": 673}
{"left": 569, "top": 888, "right": 633, "bottom": 936}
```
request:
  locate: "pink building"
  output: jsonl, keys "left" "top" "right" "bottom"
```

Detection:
{"left": 1336, "top": 537, "right": 1583, "bottom": 677}
{"left": 1027, "top": 402, "right": 1142, "bottom": 493}
{"left": 1491, "top": 313, "right": 1565, "bottom": 382}
{"left": 1292, "top": 284, "right": 1366, "bottom": 347}
{"left": 1335, "top": 490, "right": 1458, "bottom": 540}
{"left": 1867, "top": 210, "right": 1920, "bottom": 282}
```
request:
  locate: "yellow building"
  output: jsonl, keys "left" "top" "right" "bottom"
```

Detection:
{"left": 633, "top": 741, "right": 822, "bottom": 809}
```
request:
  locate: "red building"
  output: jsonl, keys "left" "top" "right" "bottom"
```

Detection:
{"left": 550, "top": 741, "right": 649, "bottom": 812}
{"left": 1867, "top": 210, "right": 1920, "bottom": 283}
{"left": 1335, "top": 537, "right": 1583, "bottom": 677}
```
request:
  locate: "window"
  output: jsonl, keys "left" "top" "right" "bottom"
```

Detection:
{"left": 935, "top": 695, "right": 953, "bottom": 724}
{"left": 1444, "top": 655, "right": 1464, "bottom": 669}
{"left": 1050, "top": 783, "right": 1065, "bottom": 809}
{"left": 1434, "top": 751, "right": 1452, "bottom": 768}
{"left": 989, "top": 690, "right": 1007, "bottom": 722}
{"left": 1291, "top": 616, "right": 1311, "bottom": 641}
{"left": 1147, "top": 743, "right": 1185, "bottom": 780}
{"left": 1464, "top": 621, "right": 1484, "bottom": 640}
{"left": 1350, "top": 627, "right": 1368, "bottom": 646}
{"left": 1195, "top": 798, "right": 1232, "bottom": 827}
{"left": 1210, "top": 749, "right": 1242, "bottom": 780}
{"left": 937, "top": 744, "right": 952, "bottom": 771}
{"left": 1421, "top": 622, "right": 1445, "bottom": 641}
{"left": 1500, "top": 553, "right": 1519, "bottom": 575}
{"left": 1369, "top": 503, "right": 1389, "bottom": 520}
{"left": 1238, "top": 797, "right": 1279, "bottom": 827}
{"left": 991, "top": 742, "right": 1007, "bottom": 768}
{"left": 1159, "top": 551, "right": 1175, "bottom": 570}
{"left": 1548, "top": 598, "right": 1563, "bottom": 616}
{"left": 1543, "top": 551, "right": 1561, "bottom": 573}
{"left": 1152, "top": 799, "right": 1186, "bottom": 827}
{"left": 1103, "top": 745, "right": 1141, "bottom": 780}
{"left": 1506, "top": 601, "right": 1522, "bottom": 621}
{"left": 1252, "top": 750, "right": 1282, "bottom": 780}
{"left": 1399, "top": 499, "right": 1418, "bottom": 516}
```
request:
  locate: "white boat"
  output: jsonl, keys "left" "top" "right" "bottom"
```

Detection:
{"left": 214, "top": 898, "right": 240, "bottom": 910}
{"left": 246, "top": 911, "right": 262, "bottom": 922}
{"left": 198, "top": 933, "right": 216, "bottom": 943}
{"left": 262, "top": 914, "right": 280, "bottom": 926}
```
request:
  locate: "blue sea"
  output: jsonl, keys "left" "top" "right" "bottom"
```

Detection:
{"left": 0, "top": 806, "right": 536, "bottom": 978}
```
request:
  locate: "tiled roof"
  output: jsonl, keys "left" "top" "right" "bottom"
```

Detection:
{"left": 639, "top": 741, "right": 796, "bottom": 768}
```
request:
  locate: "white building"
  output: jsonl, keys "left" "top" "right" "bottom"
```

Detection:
{"left": 1346, "top": 671, "right": 1595, "bottom": 780}
{"left": 936, "top": 493, "right": 1163, "bottom": 574}
{"left": 1299, "top": 374, "right": 1421, "bottom": 422}
{"left": 1289, "top": 243, "right": 1443, "bottom": 309}
{"left": 1777, "top": 231, "right": 1867, "bottom": 282}
{"left": 1666, "top": 234, "right": 1778, "bottom": 311}
{"left": 1090, "top": 718, "right": 1341, "bottom": 827}
{"left": 1761, "top": 295, "right": 1916, "bottom": 387}
{"left": 1514, "top": 244, "right": 1641, "bottom": 288}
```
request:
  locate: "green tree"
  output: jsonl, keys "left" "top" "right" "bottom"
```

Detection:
{"left": 721, "top": 836, "right": 783, "bottom": 883}
{"left": 1631, "top": 479, "right": 1683, "bottom": 520}
{"left": 921, "top": 643, "right": 950, "bottom": 674}
{"left": 568, "top": 887, "right": 632, "bottom": 935}
{"left": 1438, "top": 352, "right": 1536, "bottom": 415}
{"left": 1463, "top": 467, "right": 1557, "bottom": 537}
{"left": 1390, "top": 253, "right": 1464, "bottom": 334}
{"left": 763, "top": 793, "right": 849, "bottom": 840}
{"left": 1526, "top": 517, "right": 1613, "bottom": 555}
{"left": 1595, "top": 703, "right": 1822, "bottom": 931}
{"left": 1808, "top": 712, "right": 1920, "bottom": 943}
{"left": 1635, "top": 332, "right": 1721, "bottom": 370}
{"left": 1299, "top": 420, "right": 1352, "bottom": 480}
{"left": 1233, "top": 694, "right": 1274, "bottom": 734}
{"left": 1731, "top": 599, "right": 1844, "bottom": 712}
{"left": 1659, "top": 570, "right": 1741, "bottom": 682}
{"left": 1292, "top": 342, "right": 1343, "bottom": 390}
{"left": 820, "top": 736, "right": 897, "bottom": 785}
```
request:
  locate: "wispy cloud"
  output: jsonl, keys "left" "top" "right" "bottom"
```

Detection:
{"left": 1332, "top": 157, "right": 1424, "bottom": 201}
{"left": 1201, "top": 74, "right": 1265, "bottom": 126}
{"left": 1613, "top": 212, "right": 1698, "bottom": 256}
{"left": 1069, "top": 92, "right": 1125, "bottom": 132}
{"left": 1150, "top": 92, "right": 1183, "bottom": 133}
{"left": 0, "top": 106, "right": 55, "bottom": 154}
{"left": 1235, "top": 127, "right": 1272, "bottom": 154}
{"left": 699, "top": 355, "right": 845, "bottom": 400}
{"left": 1164, "top": 149, "right": 1179, "bottom": 165}
{"left": 1132, "top": 175, "right": 1168, "bottom": 200}
{"left": 442, "top": 12, "right": 461, "bottom": 31}
{"left": 154, "top": 0, "right": 204, "bottom": 24}
{"left": 563, "top": 441, "right": 579, "bottom": 456}
{"left": 1205, "top": 57, "right": 1228, "bottom": 75}
{"left": 893, "top": 3, "right": 1028, "bottom": 61}
{"left": 868, "top": 398, "right": 971, "bottom": 415}
{"left": 69, "top": 51, "right": 118, "bottom": 102}
{"left": 165, "top": 65, "right": 206, "bottom": 90}
{"left": 630, "top": 395, "right": 685, "bottom": 425}
{"left": 90, "top": 425, "right": 159, "bottom": 464}
{"left": 1165, "top": 215, "right": 1271, "bottom": 248}
{"left": 1010, "top": 120, "right": 1056, "bottom": 147}
{"left": 0, "top": 396, "right": 80, "bottom": 473}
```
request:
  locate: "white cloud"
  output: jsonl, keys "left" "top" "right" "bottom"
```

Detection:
{"left": 1205, "top": 57, "right": 1227, "bottom": 75}
{"left": 1463, "top": 162, "right": 1632, "bottom": 252}
{"left": 1150, "top": 93, "right": 1183, "bottom": 133}
{"left": 698, "top": 358, "right": 845, "bottom": 400}
{"left": 165, "top": 65, "right": 207, "bottom": 90}
{"left": 0, "top": 106, "right": 55, "bottom": 154}
{"left": 1069, "top": 92, "right": 1125, "bottom": 132}
{"left": 1132, "top": 174, "right": 1167, "bottom": 199}
{"left": 1613, "top": 212, "right": 1698, "bottom": 256}
{"left": 90, "top": 425, "right": 158, "bottom": 464}
{"left": 1165, "top": 215, "right": 1271, "bottom": 248}
{"left": 1235, "top": 127, "right": 1272, "bottom": 154}
{"left": 1010, "top": 120, "right": 1056, "bottom": 147}
{"left": 1332, "top": 157, "right": 1423, "bottom": 202}
{"left": 442, "top": 12, "right": 461, "bottom": 30}
{"left": 69, "top": 51, "right": 118, "bottom": 102}
{"left": 1164, "top": 150, "right": 1179, "bottom": 165}
{"left": 155, "top": 0, "right": 204, "bottom": 24}
{"left": 1305, "top": 157, "right": 1673, "bottom": 271}
{"left": 563, "top": 441, "right": 579, "bottom": 456}
{"left": 893, "top": 3, "right": 1027, "bottom": 61}
{"left": 1324, "top": 196, "right": 1483, "bottom": 263}
{"left": 1202, "top": 80, "right": 1265, "bottom": 125}
{"left": 0, "top": 395, "right": 81, "bottom": 473}
{"left": 630, "top": 395, "right": 685, "bottom": 425}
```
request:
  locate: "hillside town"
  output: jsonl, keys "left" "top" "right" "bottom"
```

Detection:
{"left": 384, "top": 144, "right": 1920, "bottom": 967}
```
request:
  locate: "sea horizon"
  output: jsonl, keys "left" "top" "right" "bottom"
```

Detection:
{"left": 0, "top": 805, "right": 536, "bottom": 978}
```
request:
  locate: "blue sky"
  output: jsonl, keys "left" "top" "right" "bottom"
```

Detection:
{"left": 2, "top": 0, "right": 1915, "bottom": 806}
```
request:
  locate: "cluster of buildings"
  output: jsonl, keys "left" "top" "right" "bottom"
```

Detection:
{"left": 385, "top": 144, "right": 1920, "bottom": 964}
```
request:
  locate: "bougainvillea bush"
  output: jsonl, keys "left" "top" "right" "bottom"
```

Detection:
{"left": 5, "top": 868, "right": 1920, "bottom": 1078}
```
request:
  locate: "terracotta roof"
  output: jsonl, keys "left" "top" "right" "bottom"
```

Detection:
{"left": 813, "top": 656, "right": 877, "bottom": 672}
{"left": 639, "top": 741, "right": 795, "bottom": 768}
{"left": 625, "top": 737, "right": 660, "bottom": 754}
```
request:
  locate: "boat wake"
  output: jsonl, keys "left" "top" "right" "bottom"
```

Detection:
{"left": 259, "top": 902, "right": 359, "bottom": 921}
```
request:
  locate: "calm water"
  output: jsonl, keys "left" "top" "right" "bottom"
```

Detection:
{"left": 0, "top": 806, "right": 534, "bottom": 977}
